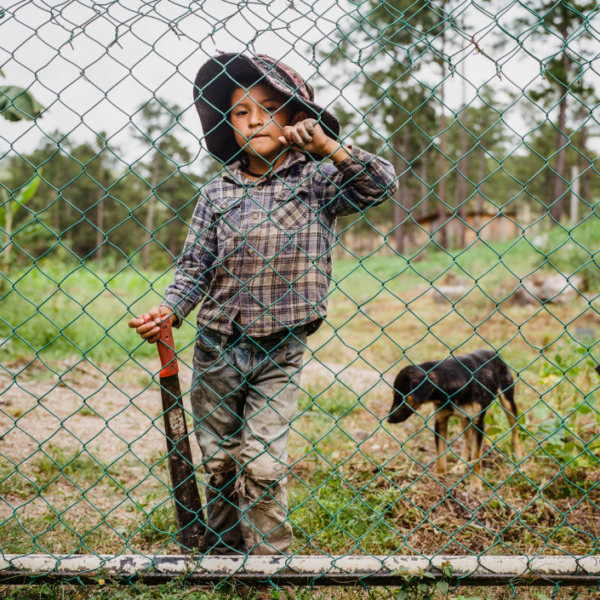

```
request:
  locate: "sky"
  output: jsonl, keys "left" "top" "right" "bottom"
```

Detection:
{"left": 1, "top": 0, "right": 599, "bottom": 176}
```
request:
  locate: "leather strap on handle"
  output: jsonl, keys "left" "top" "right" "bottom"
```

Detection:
{"left": 143, "top": 314, "right": 179, "bottom": 378}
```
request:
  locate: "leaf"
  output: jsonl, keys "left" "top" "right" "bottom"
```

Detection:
{"left": 14, "top": 174, "right": 41, "bottom": 206}
{"left": 417, "top": 583, "right": 429, "bottom": 592}
{"left": 486, "top": 426, "right": 502, "bottom": 436}
{"left": 396, "top": 590, "right": 408, "bottom": 600}
{"left": 0, "top": 86, "right": 44, "bottom": 121}
{"left": 19, "top": 220, "right": 46, "bottom": 237}
{"left": 575, "top": 402, "right": 592, "bottom": 415}
{"left": 436, "top": 580, "right": 449, "bottom": 595}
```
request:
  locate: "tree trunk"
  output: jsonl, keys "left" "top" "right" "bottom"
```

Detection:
{"left": 437, "top": 44, "right": 447, "bottom": 249}
{"left": 456, "top": 74, "right": 469, "bottom": 249}
{"left": 96, "top": 186, "right": 104, "bottom": 266}
{"left": 65, "top": 199, "right": 72, "bottom": 243}
{"left": 392, "top": 136, "right": 404, "bottom": 255}
{"left": 3, "top": 202, "right": 13, "bottom": 273}
{"left": 475, "top": 149, "right": 485, "bottom": 229}
{"left": 420, "top": 151, "right": 428, "bottom": 218}
{"left": 551, "top": 94, "right": 568, "bottom": 223}
{"left": 54, "top": 197, "right": 60, "bottom": 236}
{"left": 402, "top": 126, "right": 412, "bottom": 247}
{"left": 143, "top": 152, "right": 161, "bottom": 270}
{"left": 569, "top": 165, "right": 580, "bottom": 229}
{"left": 438, "top": 111, "right": 447, "bottom": 248}
{"left": 550, "top": 51, "right": 570, "bottom": 223}
{"left": 167, "top": 183, "right": 178, "bottom": 259}
{"left": 581, "top": 122, "right": 590, "bottom": 209}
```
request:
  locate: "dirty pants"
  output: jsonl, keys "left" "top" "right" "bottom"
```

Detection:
{"left": 190, "top": 326, "right": 306, "bottom": 555}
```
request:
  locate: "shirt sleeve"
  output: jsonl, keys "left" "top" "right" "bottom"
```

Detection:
{"left": 161, "top": 191, "right": 218, "bottom": 328}
{"left": 316, "top": 145, "right": 399, "bottom": 218}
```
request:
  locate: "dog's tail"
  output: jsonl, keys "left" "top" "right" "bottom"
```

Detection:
{"left": 497, "top": 357, "right": 523, "bottom": 460}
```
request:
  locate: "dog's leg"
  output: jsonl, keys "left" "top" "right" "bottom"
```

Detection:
{"left": 434, "top": 413, "right": 450, "bottom": 475}
{"left": 453, "top": 417, "right": 471, "bottom": 475}
{"left": 498, "top": 361, "right": 523, "bottom": 461}
{"left": 500, "top": 392, "right": 523, "bottom": 461}
{"left": 470, "top": 414, "right": 486, "bottom": 490}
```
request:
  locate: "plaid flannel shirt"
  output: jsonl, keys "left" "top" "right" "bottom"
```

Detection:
{"left": 162, "top": 145, "right": 398, "bottom": 338}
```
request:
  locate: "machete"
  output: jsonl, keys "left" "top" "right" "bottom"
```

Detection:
{"left": 146, "top": 314, "right": 205, "bottom": 552}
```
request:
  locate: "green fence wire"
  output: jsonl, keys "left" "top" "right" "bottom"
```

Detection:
{"left": 0, "top": 0, "right": 600, "bottom": 592}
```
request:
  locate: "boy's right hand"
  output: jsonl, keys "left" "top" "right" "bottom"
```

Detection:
{"left": 128, "top": 306, "right": 176, "bottom": 344}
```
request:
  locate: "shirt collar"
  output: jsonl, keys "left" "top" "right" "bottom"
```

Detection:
{"left": 222, "top": 150, "right": 308, "bottom": 184}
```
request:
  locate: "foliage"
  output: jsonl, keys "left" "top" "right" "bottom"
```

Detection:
{"left": 0, "top": 87, "right": 44, "bottom": 122}
{"left": 0, "top": 67, "right": 44, "bottom": 121}
{"left": 0, "top": 173, "right": 42, "bottom": 270}
{"left": 536, "top": 338, "right": 600, "bottom": 472}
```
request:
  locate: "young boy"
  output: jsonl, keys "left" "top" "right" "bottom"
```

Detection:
{"left": 129, "top": 53, "right": 398, "bottom": 556}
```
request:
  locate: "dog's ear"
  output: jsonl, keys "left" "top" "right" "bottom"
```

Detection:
{"left": 595, "top": 364, "right": 600, "bottom": 377}
{"left": 410, "top": 371, "right": 436, "bottom": 404}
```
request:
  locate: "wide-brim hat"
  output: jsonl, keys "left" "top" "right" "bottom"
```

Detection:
{"left": 193, "top": 53, "right": 341, "bottom": 165}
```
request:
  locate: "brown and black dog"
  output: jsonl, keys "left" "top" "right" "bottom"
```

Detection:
{"left": 388, "top": 349, "right": 523, "bottom": 486}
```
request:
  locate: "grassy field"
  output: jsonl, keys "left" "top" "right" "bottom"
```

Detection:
{"left": 0, "top": 232, "right": 599, "bottom": 598}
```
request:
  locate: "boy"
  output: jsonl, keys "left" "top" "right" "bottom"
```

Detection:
{"left": 129, "top": 53, "right": 397, "bottom": 556}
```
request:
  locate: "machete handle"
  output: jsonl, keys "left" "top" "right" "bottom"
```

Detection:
{"left": 143, "top": 314, "right": 179, "bottom": 378}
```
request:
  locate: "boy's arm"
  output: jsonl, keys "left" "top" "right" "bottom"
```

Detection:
{"left": 279, "top": 119, "right": 398, "bottom": 217}
{"left": 318, "top": 143, "right": 399, "bottom": 218}
{"left": 161, "top": 193, "right": 218, "bottom": 327}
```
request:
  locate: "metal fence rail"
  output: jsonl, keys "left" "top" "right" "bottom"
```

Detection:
{"left": 1, "top": 0, "right": 599, "bottom": 593}
{"left": 3, "top": 554, "right": 600, "bottom": 587}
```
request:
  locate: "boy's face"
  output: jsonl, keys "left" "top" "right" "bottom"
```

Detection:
{"left": 230, "top": 82, "right": 294, "bottom": 161}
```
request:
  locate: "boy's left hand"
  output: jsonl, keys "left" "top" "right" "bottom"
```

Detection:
{"left": 279, "top": 118, "right": 338, "bottom": 157}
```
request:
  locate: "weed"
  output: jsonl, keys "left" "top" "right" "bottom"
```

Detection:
{"left": 128, "top": 492, "right": 178, "bottom": 545}
{"left": 78, "top": 403, "right": 96, "bottom": 417}
{"left": 32, "top": 445, "right": 113, "bottom": 490}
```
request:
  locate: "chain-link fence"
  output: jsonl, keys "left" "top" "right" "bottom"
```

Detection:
{"left": 1, "top": 0, "right": 600, "bottom": 593}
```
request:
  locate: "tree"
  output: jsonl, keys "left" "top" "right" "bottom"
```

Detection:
{"left": 322, "top": 0, "right": 445, "bottom": 254}
{"left": 132, "top": 99, "right": 191, "bottom": 270}
{"left": 505, "top": 0, "right": 597, "bottom": 223}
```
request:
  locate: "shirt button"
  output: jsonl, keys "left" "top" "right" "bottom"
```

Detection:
{"left": 252, "top": 214, "right": 258, "bottom": 220}
{"left": 248, "top": 249, "right": 254, "bottom": 255}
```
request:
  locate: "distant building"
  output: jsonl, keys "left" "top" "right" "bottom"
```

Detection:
{"left": 334, "top": 207, "right": 521, "bottom": 259}
{"left": 412, "top": 208, "right": 519, "bottom": 247}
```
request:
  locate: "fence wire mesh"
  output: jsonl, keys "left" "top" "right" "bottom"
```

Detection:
{"left": 1, "top": 0, "right": 600, "bottom": 592}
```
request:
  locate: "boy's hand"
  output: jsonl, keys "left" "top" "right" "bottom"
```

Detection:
{"left": 128, "top": 306, "right": 176, "bottom": 344}
{"left": 279, "top": 118, "right": 348, "bottom": 161}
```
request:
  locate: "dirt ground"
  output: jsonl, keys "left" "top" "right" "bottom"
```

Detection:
{"left": 1, "top": 290, "right": 599, "bottom": 561}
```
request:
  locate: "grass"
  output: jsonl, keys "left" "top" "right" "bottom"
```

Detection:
{"left": 1, "top": 229, "right": 600, "bottom": 596}
{"left": 0, "top": 582, "right": 593, "bottom": 600}
{"left": 0, "top": 580, "right": 598, "bottom": 599}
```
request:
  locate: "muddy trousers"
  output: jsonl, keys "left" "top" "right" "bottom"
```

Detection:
{"left": 190, "top": 326, "right": 306, "bottom": 555}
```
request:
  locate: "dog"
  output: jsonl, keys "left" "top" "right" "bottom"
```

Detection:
{"left": 387, "top": 349, "right": 523, "bottom": 486}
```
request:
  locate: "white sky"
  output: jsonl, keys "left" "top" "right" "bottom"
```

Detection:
{"left": 1, "top": 0, "right": 599, "bottom": 175}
